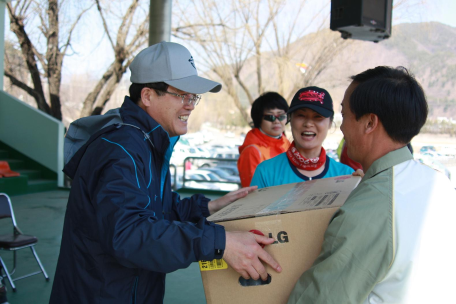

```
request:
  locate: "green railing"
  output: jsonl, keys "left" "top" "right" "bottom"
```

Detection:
{"left": 0, "top": 91, "right": 65, "bottom": 187}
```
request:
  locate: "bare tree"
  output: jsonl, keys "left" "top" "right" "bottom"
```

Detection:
{"left": 5, "top": 0, "right": 92, "bottom": 120}
{"left": 4, "top": 0, "right": 149, "bottom": 120}
{"left": 280, "top": 30, "right": 351, "bottom": 101}
{"left": 265, "top": 1, "right": 352, "bottom": 100}
{"left": 4, "top": 0, "right": 424, "bottom": 123}
{"left": 174, "top": 0, "right": 281, "bottom": 122}
{"left": 79, "top": 0, "right": 149, "bottom": 117}
{"left": 173, "top": 0, "right": 352, "bottom": 124}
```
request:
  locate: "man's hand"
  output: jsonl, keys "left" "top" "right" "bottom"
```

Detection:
{"left": 208, "top": 186, "right": 258, "bottom": 215}
{"left": 352, "top": 169, "right": 364, "bottom": 178}
{"left": 223, "top": 231, "right": 282, "bottom": 281}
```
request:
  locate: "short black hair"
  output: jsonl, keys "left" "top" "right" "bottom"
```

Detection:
{"left": 129, "top": 82, "right": 169, "bottom": 104}
{"left": 350, "top": 66, "right": 428, "bottom": 144}
{"left": 251, "top": 92, "right": 289, "bottom": 128}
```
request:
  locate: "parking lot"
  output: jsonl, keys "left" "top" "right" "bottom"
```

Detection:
{"left": 170, "top": 131, "right": 456, "bottom": 191}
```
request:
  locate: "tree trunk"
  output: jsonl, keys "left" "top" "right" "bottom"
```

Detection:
{"left": 79, "top": 66, "right": 115, "bottom": 117}
{"left": 80, "top": 0, "right": 148, "bottom": 118}
{"left": 90, "top": 57, "right": 129, "bottom": 116}
{"left": 256, "top": 48, "right": 263, "bottom": 96}
{"left": 5, "top": 0, "right": 91, "bottom": 121}
{"left": 46, "top": 0, "right": 62, "bottom": 120}
{"left": 7, "top": 4, "right": 50, "bottom": 115}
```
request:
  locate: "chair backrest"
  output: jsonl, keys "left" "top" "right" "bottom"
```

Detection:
{"left": 0, "top": 193, "right": 18, "bottom": 228}
{"left": 0, "top": 193, "right": 12, "bottom": 219}
{"left": 0, "top": 161, "right": 10, "bottom": 170}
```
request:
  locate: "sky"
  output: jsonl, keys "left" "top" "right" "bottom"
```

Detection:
{"left": 80, "top": 0, "right": 456, "bottom": 77}
{"left": 4, "top": 0, "right": 456, "bottom": 78}
{"left": 83, "top": 1, "right": 456, "bottom": 77}
{"left": 394, "top": 0, "right": 456, "bottom": 27}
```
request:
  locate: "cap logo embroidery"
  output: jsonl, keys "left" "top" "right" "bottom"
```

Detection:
{"left": 299, "top": 90, "right": 325, "bottom": 104}
{"left": 189, "top": 56, "right": 196, "bottom": 69}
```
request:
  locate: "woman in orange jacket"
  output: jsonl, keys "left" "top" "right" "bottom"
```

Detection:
{"left": 237, "top": 92, "right": 290, "bottom": 187}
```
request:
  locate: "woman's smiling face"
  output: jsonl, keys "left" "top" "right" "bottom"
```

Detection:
{"left": 290, "top": 107, "right": 331, "bottom": 158}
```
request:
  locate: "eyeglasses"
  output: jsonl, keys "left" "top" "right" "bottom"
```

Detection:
{"left": 157, "top": 90, "right": 201, "bottom": 106}
{"left": 263, "top": 114, "right": 287, "bottom": 122}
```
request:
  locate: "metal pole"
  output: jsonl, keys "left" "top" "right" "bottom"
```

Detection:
{"left": 149, "top": 0, "right": 172, "bottom": 46}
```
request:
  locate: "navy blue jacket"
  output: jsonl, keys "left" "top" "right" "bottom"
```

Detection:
{"left": 50, "top": 97, "right": 225, "bottom": 303}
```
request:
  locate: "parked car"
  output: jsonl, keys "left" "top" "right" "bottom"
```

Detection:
{"left": 195, "top": 147, "right": 212, "bottom": 157}
{"left": 185, "top": 146, "right": 213, "bottom": 167}
{"left": 181, "top": 132, "right": 205, "bottom": 145}
{"left": 198, "top": 167, "right": 241, "bottom": 183}
{"left": 215, "top": 164, "right": 240, "bottom": 177}
{"left": 197, "top": 149, "right": 239, "bottom": 168}
{"left": 211, "top": 144, "right": 235, "bottom": 151}
{"left": 213, "top": 149, "right": 239, "bottom": 160}
{"left": 184, "top": 170, "right": 239, "bottom": 191}
{"left": 440, "top": 146, "right": 456, "bottom": 157}
{"left": 422, "top": 151, "right": 444, "bottom": 158}
{"left": 420, "top": 145, "right": 436, "bottom": 153}
{"left": 171, "top": 144, "right": 199, "bottom": 167}
{"left": 184, "top": 173, "right": 219, "bottom": 190}
{"left": 171, "top": 143, "right": 216, "bottom": 167}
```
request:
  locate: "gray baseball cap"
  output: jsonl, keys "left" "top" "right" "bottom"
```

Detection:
{"left": 129, "top": 41, "right": 222, "bottom": 94}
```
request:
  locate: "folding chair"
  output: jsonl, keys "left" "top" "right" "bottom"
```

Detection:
{"left": 0, "top": 193, "right": 49, "bottom": 291}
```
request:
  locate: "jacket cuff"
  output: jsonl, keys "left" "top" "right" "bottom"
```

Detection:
{"left": 198, "top": 195, "right": 211, "bottom": 217}
{"left": 199, "top": 221, "right": 226, "bottom": 261}
{"left": 213, "top": 223, "right": 226, "bottom": 259}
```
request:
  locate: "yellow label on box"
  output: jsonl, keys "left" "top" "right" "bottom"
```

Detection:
{"left": 199, "top": 259, "right": 228, "bottom": 271}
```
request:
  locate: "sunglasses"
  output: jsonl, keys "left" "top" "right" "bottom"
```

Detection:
{"left": 263, "top": 114, "right": 287, "bottom": 122}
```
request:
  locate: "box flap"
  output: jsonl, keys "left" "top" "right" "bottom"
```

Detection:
{"left": 208, "top": 175, "right": 361, "bottom": 222}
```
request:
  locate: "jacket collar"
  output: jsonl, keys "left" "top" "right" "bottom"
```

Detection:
{"left": 120, "top": 96, "right": 179, "bottom": 155}
{"left": 363, "top": 146, "right": 413, "bottom": 181}
{"left": 239, "top": 128, "right": 285, "bottom": 152}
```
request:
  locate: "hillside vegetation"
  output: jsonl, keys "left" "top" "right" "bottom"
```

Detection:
{"left": 291, "top": 22, "right": 456, "bottom": 118}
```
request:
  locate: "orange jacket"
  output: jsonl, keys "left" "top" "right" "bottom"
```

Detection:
{"left": 237, "top": 128, "right": 290, "bottom": 187}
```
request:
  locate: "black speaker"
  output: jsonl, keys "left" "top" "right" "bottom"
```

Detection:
{"left": 330, "top": 0, "right": 392, "bottom": 42}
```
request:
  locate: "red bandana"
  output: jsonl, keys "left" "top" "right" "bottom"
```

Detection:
{"left": 286, "top": 141, "right": 326, "bottom": 171}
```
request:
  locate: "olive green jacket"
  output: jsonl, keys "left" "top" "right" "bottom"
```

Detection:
{"left": 288, "top": 146, "right": 456, "bottom": 304}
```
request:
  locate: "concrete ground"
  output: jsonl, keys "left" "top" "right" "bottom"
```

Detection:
{"left": 0, "top": 190, "right": 212, "bottom": 304}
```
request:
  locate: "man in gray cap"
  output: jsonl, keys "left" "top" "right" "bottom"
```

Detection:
{"left": 50, "top": 42, "right": 281, "bottom": 303}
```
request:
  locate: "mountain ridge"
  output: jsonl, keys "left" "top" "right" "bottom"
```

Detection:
{"left": 234, "top": 22, "right": 456, "bottom": 119}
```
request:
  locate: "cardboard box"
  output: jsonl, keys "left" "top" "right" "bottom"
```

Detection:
{"left": 200, "top": 175, "right": 361, "bottom": 304}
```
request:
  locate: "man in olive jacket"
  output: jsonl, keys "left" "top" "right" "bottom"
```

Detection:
{"left": 288, "top": 66, "right": 456, "bottom": 304}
